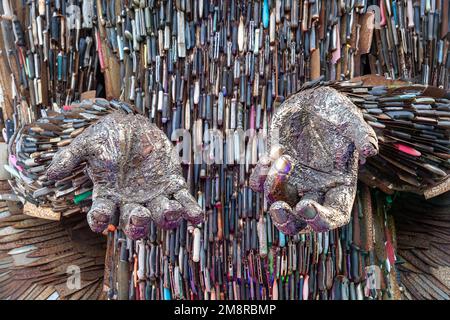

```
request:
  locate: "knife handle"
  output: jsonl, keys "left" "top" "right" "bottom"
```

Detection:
{"left": 12, "top": 17, "right": 25, "bottom": 46}
{"left": 407, "top": 0, "right": 414, "bottom": 28}
{"left": 380, "top": 0, "right": 387, "bottom": 27}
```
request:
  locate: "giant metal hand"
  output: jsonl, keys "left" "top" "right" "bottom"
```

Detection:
{"left": 250, "top": 87, "right": 379, "bottom": 235}
{"left": 47, "top": 108, "right": 204, "bottom": 240}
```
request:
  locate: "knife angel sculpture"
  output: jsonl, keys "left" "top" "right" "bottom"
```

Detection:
{"left": 2, "top": 76, "right": 450, "bottom": 300}
{"left": 46, "top": 107, "right": 204, "bottom": 240}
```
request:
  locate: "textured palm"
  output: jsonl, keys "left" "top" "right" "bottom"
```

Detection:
{"left": 47, "top": 111, "right": 203, "bottom": 240}
{"left": 250, "top": 87, "right": 378, "bottom": 235}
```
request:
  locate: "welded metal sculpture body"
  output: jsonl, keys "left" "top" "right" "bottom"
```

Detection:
{"left": 250, "top": 87, "right": 379, "bottom": 235}
{"left": 47, "top": 110, "right": 203, "bottom": 240}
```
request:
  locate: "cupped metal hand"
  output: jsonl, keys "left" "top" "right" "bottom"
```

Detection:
{"left": 250, "top": 87, "right": 378, "bottom": 235}
{"left": 47, "top": 103, "right": 204, "bottom": 240}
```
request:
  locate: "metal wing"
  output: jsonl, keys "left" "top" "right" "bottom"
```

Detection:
{"left": 390, "top": 191, "right": 450, "bottom": 300}
{"left": 0, "top": 211, "right": 106, "bottom": 300}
